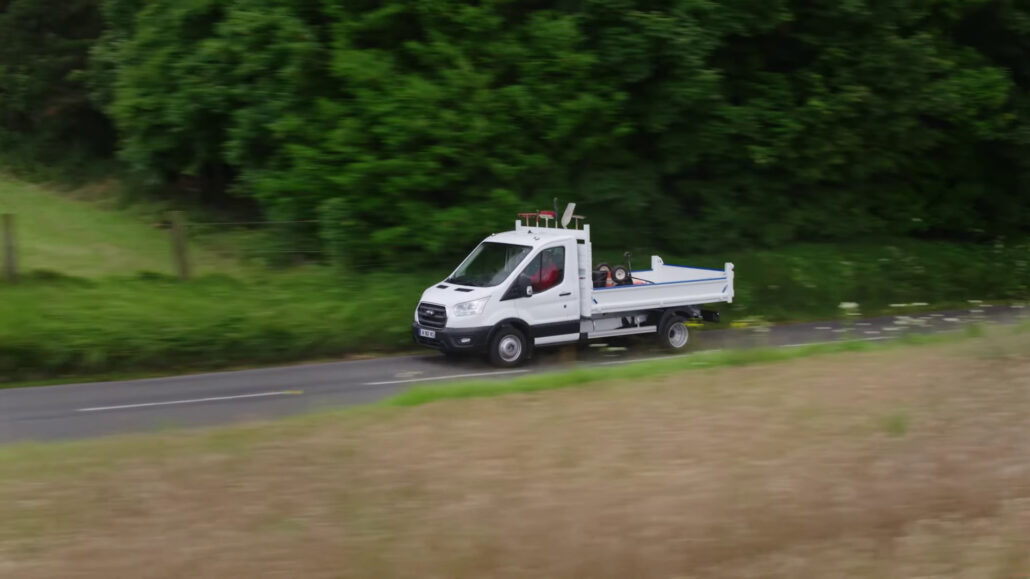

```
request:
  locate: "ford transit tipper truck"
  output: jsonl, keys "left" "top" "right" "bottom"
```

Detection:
{"left": 412, "top": 203, "right": 735, "bottom": 367}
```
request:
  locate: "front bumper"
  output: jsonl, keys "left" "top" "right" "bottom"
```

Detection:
{"left": 412, "top": 323, "right": 492, "bottom": 353}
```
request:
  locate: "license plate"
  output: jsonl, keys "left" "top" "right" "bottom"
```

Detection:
{"left": 419, "top": 328, "right": 436, "bottom": 339}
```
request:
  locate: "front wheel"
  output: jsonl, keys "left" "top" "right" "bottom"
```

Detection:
{"left": 657, "top": 315, "right": 689, "bottom": 350}
{"left": 488, "top": 326, "right": 529, "bottom": 367}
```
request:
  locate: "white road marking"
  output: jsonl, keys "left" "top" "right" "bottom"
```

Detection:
{"left": 78, "top": 391, "right": 301, "bottom": 412}
{"left": 364, "top": 369, "right": 529, "bottom": 386}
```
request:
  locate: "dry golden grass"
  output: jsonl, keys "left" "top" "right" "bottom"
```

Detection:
{"left": 1, "top": 334, "right": 1029, "bottom": 578}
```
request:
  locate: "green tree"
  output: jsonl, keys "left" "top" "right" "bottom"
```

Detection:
{"left": 0, "top": 0, "right": 112, "bottom": 164}
{"left": 91, "top": 0, "right": 1030, "bottom": 264}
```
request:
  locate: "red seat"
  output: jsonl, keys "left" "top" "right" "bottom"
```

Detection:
{"left": 538, "top": 262, "right": 559, "bottom": 291}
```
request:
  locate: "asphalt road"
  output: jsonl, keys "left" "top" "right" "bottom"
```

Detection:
{"left": 1, "top": 305, "right": 1025, "bottom": 443}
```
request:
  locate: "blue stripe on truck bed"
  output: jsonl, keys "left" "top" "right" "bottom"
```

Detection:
{"left": 593, "top": 276, "right": 727, "bottom": 290}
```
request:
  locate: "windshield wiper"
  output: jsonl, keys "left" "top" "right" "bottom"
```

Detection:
{"left": 446, "top": 276, "right": 479, "bottom": 287}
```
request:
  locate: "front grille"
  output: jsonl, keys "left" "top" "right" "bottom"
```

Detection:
{"left": 417, "top": 302, "right": 447, "bottom": 328}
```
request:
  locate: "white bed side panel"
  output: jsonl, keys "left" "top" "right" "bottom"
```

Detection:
{"left": 588, "top": 257, "right": 734, "bottom": 315}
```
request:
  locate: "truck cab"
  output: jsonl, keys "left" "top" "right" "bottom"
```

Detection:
{"left": 413, "top": 205, "right": 734, "bottom": 367}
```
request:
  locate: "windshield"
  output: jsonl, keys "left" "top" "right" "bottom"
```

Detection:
{"left": 446, "top": 242, "right": 532, "bottom": 287}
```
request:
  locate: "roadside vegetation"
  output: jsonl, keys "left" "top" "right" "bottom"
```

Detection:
{"left": 6, "top": 0, "right": 1030, "bottom": 380}
{"left": 2, "top": 239, "right": 1028, "bottom": 381}
{"left": 5, "top": 0, "right": 1030, "bottom": 268}
{"left": 1, "top": 171, "right": 1028, "bottom": 381}
{"left": 2, "top": 327, "right": 1027, "bottom": 577}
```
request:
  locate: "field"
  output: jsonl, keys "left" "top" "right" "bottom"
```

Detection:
{"left": 0, "top": 175, "right": 241, "bottom": 277}
{"left": 1, "top": 330, "right": 1028, "bottom": 577}
{"left": 2, "top": 173, "right": 1029, "bottom": 381}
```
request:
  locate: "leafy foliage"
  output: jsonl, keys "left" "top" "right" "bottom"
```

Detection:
{"left": 6, "top": 0, "right": 1030, "bottom": 263}
{"left": 0, "top": 0, "right": 113, "bottom": 166}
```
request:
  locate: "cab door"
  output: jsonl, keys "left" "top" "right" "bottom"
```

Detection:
{"left": 515, "top": 241, "right": 580, "bottom": 345}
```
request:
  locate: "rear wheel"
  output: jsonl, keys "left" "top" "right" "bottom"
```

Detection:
{"left": 488, "top": 325, "right": 529, "bottom": 367}
{"left": 658, "top": 315, "right": 689, "bottom": 350}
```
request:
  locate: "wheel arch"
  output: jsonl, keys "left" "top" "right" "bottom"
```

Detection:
{"left": 489, "top": 318, "right": 532, "bottom": 344}
{"left": 656, "top": 306, "right": 701, "bottom": 327}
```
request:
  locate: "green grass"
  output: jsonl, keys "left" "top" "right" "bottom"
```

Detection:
{"left": 1, "top": 173, "right": 1028, "bottom": 381}
{"left": 0, "top": 269, "right": 444, "bottom": 381}
{"left": 879, "top": 410, "right": 911, "bottom": 437}
{"left": 0, "top": 174, "right": 240, "bottom": 277}
{"left": 0, "top": 240, "right": 1027, "bottom": 381}
{"left": 384, "top": 329, "right": 979, "bottom": 408}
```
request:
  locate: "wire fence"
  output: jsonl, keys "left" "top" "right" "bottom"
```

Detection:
{"left": 0, "top": 206, "right": 473, "bottom": 282}
{"left": 174, "top": 215, "right": 335, "bottom": 274}
{"left": 0, "top": 211, "right": 352, "bottom": 281}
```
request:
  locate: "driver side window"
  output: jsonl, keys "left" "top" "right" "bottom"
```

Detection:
{"left": 521, "top": 246, "right": 565, "bottom": 294}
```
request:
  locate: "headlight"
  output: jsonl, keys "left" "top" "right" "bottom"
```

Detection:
{"left": 453, "top": 297, "right": 489, "bottom": 317}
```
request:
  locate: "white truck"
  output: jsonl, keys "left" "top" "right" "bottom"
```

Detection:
{"left": 412, "top": 203, "right": 735, "bottom": 367}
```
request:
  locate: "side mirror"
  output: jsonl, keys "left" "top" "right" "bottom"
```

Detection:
{"left": 502, "top": 274, "right": 534, "bottom": 301}
{"left": 519, "top": 273, "right": 534, "bottom": 297}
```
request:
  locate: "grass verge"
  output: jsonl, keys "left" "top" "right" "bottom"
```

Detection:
{"left": 385, "top": 324, "right": 991, "bottom": 407}
{"left": 0, "top": 270, "right": 439, "bottom": 381}
{"left": 1, "top": 327, "right": 1028, "bottom": 578}
{"left": 0, "top": 267, "right": 1025, "bottom": 382}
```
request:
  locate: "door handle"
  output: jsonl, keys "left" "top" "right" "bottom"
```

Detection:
{"left": 559, "top": 292, "right": 572, "bottom": 297}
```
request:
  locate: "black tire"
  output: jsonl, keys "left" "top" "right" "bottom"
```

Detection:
{"left": 612, "top": 265, "right": 631, "bottom": 285}
{"left": 595, "top": 262, "right": 612, "bottom": 274}
{"left": 657, "top": 315, "right": 689, "bottom": 350}
{"left": 488, "top": 325, "right": 529, "bottom": 367}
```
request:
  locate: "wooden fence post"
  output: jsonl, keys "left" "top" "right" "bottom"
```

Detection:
{"left": 169, "top": 211, "right": 191, "bottom": 280}
{"left": 2, "top": 213, "right": 16, "bottom": 283}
